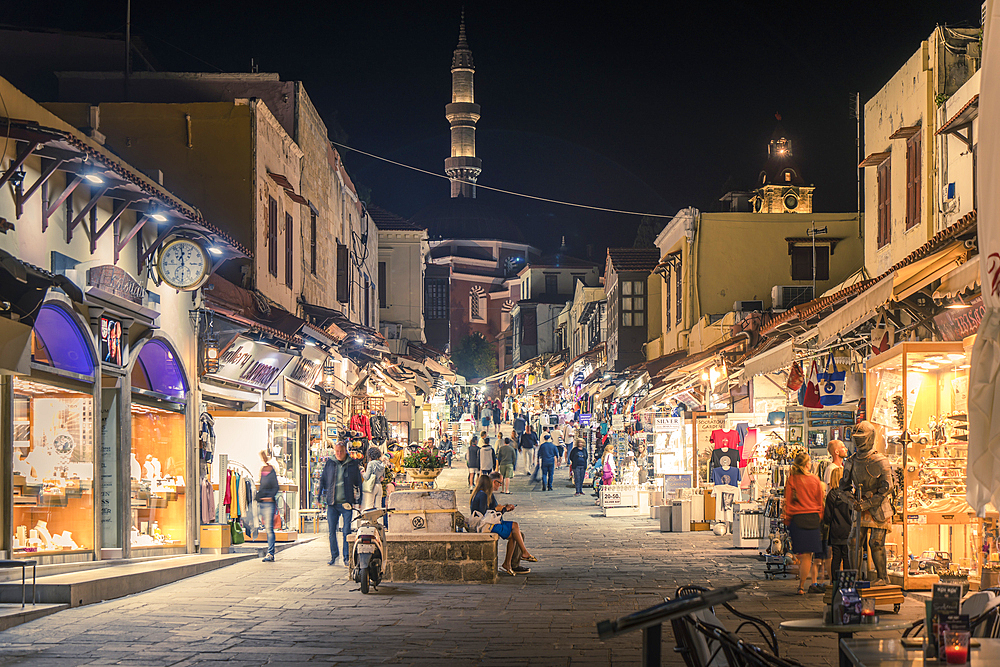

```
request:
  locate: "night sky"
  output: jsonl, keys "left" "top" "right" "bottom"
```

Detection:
{"left": 3, "top": 1, "right": 985, "bottom": 259}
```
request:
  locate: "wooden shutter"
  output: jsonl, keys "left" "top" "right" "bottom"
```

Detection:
{"left": 675, "top": 265, "right": 682, "bottom": 325}
{"left": 663, "top": 265, "right": 671, "bottom": 327}
{"left": 906, "top": 132, "right": 921, "bottom": 230}
{"left": 877, "top": 160, "right": 891, "bottom": 248}
{"left": 310, "top": 211, "right": 317, "bottom": 275}
{"left": 268, "top": 197, "right": 278, "bottom": 277}
{"left": 284, "top": 212, "right": 293, "bottom": 287}
{"left": 378, "top": 262, "right": 387, "bottom": 308}
{"left": 336, "top": 243, "right": 349, "bottom": 303}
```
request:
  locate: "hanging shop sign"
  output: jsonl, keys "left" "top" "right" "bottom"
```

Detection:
{"left": 87, "top": 265, "right": 145, "bottom": 306}
{"left": 612, "top": 414, "right": 624, "bottom": 430}
{"left": 654, "top": 416, "right": 683, "bottom": 433}
{"left": 206, "top": 336, "right": 295, "bottom": 391}
{"left": 933, "top": 294, "right": 985, "bottom": 341}
{"left": 285, "top": 344, "right": 328, "bottom": 388}
{"left": 267, "top": 376, "right": 321, "bottom": 415}
{"left": 579, "top": 413, "right": 592, "bottom": 426}
{"left": 600, "top": 484, "right": 639, "bottom": 508}
{"left": 99, "top": 314, "right": 125, "bottom": 366}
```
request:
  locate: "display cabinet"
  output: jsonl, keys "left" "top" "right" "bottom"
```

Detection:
{"left": 131, "top": 402, "right": 186, "bottom": 550}
{"left": 866, "top": 341, "right": 978, "bottom": 591}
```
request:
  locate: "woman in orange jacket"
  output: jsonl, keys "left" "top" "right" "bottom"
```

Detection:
{"left": 783, "top": 451, "right": 825, "bottom": 595}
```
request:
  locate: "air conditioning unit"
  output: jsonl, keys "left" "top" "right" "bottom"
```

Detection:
{"left": 771, "top": 285, "right": 814, "bottom": 311}
{"left": 732, "top": 300, "right": 764, "bottom": 313}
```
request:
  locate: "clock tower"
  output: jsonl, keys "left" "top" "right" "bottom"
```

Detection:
{"left": 750, "top": 122, "right": 815, "bottom": 213}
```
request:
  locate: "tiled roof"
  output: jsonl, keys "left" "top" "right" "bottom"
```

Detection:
{"left": 369, "top": 205, "right": 424, "bottom": 231}
{"left": 607, "top": 248, "right": 661, "bottom": 273}
{"left": 761, "top": 209, "right": 978, "bottom": 334}
{"left": 938, "top": 95, "right": 979, "bottom": 135}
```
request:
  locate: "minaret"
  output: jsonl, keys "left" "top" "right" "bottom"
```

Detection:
{"left": 444, "top": 12, "right": 482, "bottom": 198}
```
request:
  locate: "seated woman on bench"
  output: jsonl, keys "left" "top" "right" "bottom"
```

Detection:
{"left": 471, "top": 472, "right": 537, "bottom": 576}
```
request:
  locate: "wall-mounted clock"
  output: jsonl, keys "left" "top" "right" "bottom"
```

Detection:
{"left": 156, "top": 238, "right": 210, "bottom": 290}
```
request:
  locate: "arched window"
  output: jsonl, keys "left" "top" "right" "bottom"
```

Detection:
{"left": 470, "top": 286, "right": 486, "bottom": 322}
{"left": 131, "top": 339, "right": 188, "bottom": 400}
{"left": 32, "top": 303, "right": 97, "bottom": 378}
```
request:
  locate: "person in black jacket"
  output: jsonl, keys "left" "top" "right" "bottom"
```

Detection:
{"left": 256, "top": 450, "right": 280, "bottom": 562}
{"left": 822, "top": 467, "right": 853, "bottom": 579}
{"left": 466, "top": 436, "right": 481, "bottom": 490}
{"left": 317, "top": 441, "right": 363, "bottom": 567}
{"left": 568, "top": 439, "right": 589, "bottom": 496}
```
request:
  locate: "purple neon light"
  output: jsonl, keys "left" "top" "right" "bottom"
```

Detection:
{"left": 33, "top": 304, "right": 96, "bottom": 378}
{"left": 134, "top": 340, "right": 188, "bottom": 399}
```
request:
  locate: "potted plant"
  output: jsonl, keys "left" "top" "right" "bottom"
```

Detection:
{"left": 403, "top": 447, "right": 447, "bottom": 482}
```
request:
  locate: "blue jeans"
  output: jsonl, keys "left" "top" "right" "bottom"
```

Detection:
{"left": 541, "top": 462, "right": 555, "bottom": 490}
{"left": 260, "top": 500, "right": 276, "bottom": 557}
{"left": 573, "top": 465, "right": 586, "bottom": 494}
{"left": 326, "top": 503, "right": 353, "bottom": 562}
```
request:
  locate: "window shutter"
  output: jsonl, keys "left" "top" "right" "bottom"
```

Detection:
{"left": 284, "top": 212, "right": 293, "bottom": 287}
{"left": 378, "top": 262, "right": 387, "bottom": 308}
{"left": 310, "top": 211, "right": 318, "bottom": 275}
{"left": 268, "top": 197, "right": 278, "bottom": 277}
{"left": 877, "top": 161, "right": 891, "bottom": 248}
{"left": 675, "top": 266, "right": 682, "bottom": 326}
{"left": 336, "top": 243, "right": 349, "bottom": 303}
{"left": 663, "top": 265, "right": 671, "bottom": 326}
{"left": 906, "top": 131, "right": 921, "bottom": 230}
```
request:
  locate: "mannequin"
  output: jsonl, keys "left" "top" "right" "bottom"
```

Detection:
{"left": 131, "top": 453, "right": 141, "bottom": 480}
{"left": 840, "top": 420, "right": 893, "bottom": 584}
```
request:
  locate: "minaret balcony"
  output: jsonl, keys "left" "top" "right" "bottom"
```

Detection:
{"left": 446, "top": 102, "right": 481, "bottom": 122}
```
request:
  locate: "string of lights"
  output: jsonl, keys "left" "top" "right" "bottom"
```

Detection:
{"left": 329, "top": 140, "right": 675, "bottom": 219}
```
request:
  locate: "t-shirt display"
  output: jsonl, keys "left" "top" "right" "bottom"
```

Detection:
{"left": 710, "top": 429, "right": 741, "bottom": 450}
{"left": 711, "top": 465, "right": 741, "bottom": 486}
{"left": 710, "top": 447, "right": 741, "bottom": 471}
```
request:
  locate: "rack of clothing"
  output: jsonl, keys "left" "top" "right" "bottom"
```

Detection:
{"left": 224, "top": 460, "right": 257, "bottom": 524}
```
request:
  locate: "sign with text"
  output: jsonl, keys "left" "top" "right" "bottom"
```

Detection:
{"left": 612, "top": 414, "right": 624, "bottom": 430}
{"left": 934, "top": 294, "right": 984, "bottom": 341}
{"left": 99, "top": 315, "right": 125, "bottom": 366}
{"left": 579, "top": 413, "right": 591, "bottom": 426}
{"left": 87, "top": 265, "right": 145, "bottom": 306}
{"left": 206, "top": 336, "right": 295, "bottom": 391}
{"left": 600, "top": 484, "right": 639, "bottom": 508}
{"left": 654, "top": 416, "right": 683, "bottom": 433}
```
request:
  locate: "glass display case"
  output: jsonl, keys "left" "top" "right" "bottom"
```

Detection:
{"left": 866, "top": 341, "right": 978, "bottom": 591}
{"left": 12, "top": 377, "right": 94, "bottom": 556}
{"left": 131, "top": 402, "right": 186, "bottom": 549}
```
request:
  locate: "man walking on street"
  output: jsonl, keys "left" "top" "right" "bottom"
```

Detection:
{"left": 318, "top": 441, "right": 362, "bottom": 567}
{"left": 538, "top": 434, "right": 558, "bottom": 491}
{"left": 568, "top": 438, "right": 588, "bottom": 495}
{"left": 497, "top": 437, "right": 516, "bottom": 494}
{"left": 520, "top": 425, "right": 539, "bottom": 474}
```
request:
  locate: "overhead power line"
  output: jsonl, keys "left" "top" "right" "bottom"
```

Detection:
{"left": 330, "top": 140, "right": 675, "bottom": 219}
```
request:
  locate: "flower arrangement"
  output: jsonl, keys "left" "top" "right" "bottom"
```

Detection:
{"left": 402, "top": 447, "right": 447, "bottom": 471}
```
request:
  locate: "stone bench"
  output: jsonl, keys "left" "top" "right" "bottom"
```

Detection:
{"left": 348, "top": 532, "right": 498, "bottom": 584}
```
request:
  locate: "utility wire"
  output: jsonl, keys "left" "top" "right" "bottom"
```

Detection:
{"left": 330, "top": 140, "right": 675, "bottom": 219}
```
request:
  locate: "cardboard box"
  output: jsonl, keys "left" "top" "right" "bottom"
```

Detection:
{"left": 200, "top": 524, "right": 231, "bottom": 550}
{"left": 691, "top": 521, "right": 711, "bottom": 531}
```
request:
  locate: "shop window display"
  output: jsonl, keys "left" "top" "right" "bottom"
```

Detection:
{"left": 867, "top": 341, "right": 977, "bottom": 590}
{"left": 12, "top": 378, "right": 94, "bottom": 555}
{"left": 131, "top": 403, "right": 186, "bottom": 548}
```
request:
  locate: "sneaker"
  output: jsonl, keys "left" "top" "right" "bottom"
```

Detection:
{"left": 262, "top": 555, "right": 274, "bottom": 562}
{"left": 512, "top": 565, "right": 531, "bottom": 574}
{"left": 328, "top": 558, "right": 338, "bottom": 566}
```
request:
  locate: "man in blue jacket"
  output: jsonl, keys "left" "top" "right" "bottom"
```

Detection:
{"left": 537, "top": 434, "right": 559, "bottom": 492}
{"left": 568, "top": 439, "right": 589, "bottom": 496}
{"left": 317, "top": 440, "right": 362, "bottom": 566}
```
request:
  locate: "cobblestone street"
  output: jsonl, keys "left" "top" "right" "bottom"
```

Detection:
{"left": 0, "top": 460, "right": 922, "bottom": 666}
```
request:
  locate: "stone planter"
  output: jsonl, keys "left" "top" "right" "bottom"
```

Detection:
{"left": 405, "top": 468, "right": 443, "bottom": 483}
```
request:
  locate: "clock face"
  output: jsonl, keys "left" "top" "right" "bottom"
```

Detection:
{"left": 784, "top": 194, "right": 799, "bottom": 210}
{"left": 157, "top": 239, "right": 209, "bottom": 290}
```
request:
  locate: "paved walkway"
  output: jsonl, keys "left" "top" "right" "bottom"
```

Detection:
{"left": 0, "top": 451, "right": 922, "bottom": 666}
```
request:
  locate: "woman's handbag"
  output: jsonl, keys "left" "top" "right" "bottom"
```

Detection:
{"left": 802, "top": 360, "right": 823, "bottom": 408}
{"left": 820, "top": 351, "right": 846, "bottom": 406}
{"left": 230, "top": 519, "right": 245, "bottom": 545}
{"left": 870, "top": 312, "right": 894, "bottom": 355}
{"left": 787, "top": 361, "right": 804, "bottom": 391}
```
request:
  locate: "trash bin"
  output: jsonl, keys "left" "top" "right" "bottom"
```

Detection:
{"left": 659, "top": 506, "right": 672, "bottom": 532}
{"left": 671, "top": 500, "right": 691, "bottom": 532}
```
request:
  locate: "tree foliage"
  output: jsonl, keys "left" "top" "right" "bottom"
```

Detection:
{"left": 452, "top": 332, "right": 498, "bottom": 379}
{"left": 633, "top": 215, "right": 666, "bottom": 248}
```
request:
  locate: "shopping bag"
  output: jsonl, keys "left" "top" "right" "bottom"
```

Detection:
{"left": 230, "top": 519, "right": 245, "bottom": 545}
{"left": 787, "top": 361, "right": 804, "bottom": 391}
{"left": 802, "top": 360, "right": 823, "bottom": 408}
{"left": 870, "top": 313, "right": 894, "bottom": 355}
{"left": 820, "top": 351, "right": 845, "bottom": 406}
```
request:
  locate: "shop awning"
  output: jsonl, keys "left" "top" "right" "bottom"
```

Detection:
{"left": 891, "top": 241, "right": 968, "bottom": 301}
{"left": 816, "top": 274, "right": 895, "bottom": 347}
{"left": 933, "top": 254, "right": 981, "bottom": 299}
{"left": 742, "top": 339, "right": 795, "bottom": 379}
{"left": 523, "top": 373, "right": 564, "bottom": 396}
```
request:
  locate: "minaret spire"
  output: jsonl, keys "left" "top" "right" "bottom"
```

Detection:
{"left": 445, "top": 11, "right": 482, "bottom": 198}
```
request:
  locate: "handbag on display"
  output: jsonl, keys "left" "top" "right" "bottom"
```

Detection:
{"left": 802, "top": 360, "right": 823, "bottom": 408}
{"left": 787, "top": 361, "right": 804, "bottom": 391}
{"left": 820, "top": 351, "right": 846, "bottom": 406}
{"left": 230, "top": 519, "right": 245, "bottom": 545}
{"left": 870, "top": 312, "right": 894, "bottom": 355}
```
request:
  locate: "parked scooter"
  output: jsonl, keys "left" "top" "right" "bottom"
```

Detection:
{"left": 351, "top": 506, "right": 393, "bottom": 594}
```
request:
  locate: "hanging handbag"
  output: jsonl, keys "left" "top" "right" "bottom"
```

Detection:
{"left": 802, "top": 360, "right": 823, "bottom": 408}
{"left": 230, "top": 519, "right": 245, "bottom": 545}
{"left": 870, "top": 312, "right": 894, "bottom": 355}
{"left": 820, "top": 351, "right": 846, "bottom": 406}
{"left": 787, "top": 361, "right": 804, "bottom": 391}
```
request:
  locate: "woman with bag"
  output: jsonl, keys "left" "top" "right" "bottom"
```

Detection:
{"left": 470, "top": 472, "right": 536, "bottom": 576}
{"left": 362, "top": 446, "right": 386, "bottom": 513}
{"left": 782, "top": 452, "right": 824, "bottom": 594}
{"left": 256, "top": 450, "right": 279, "bottom": 563}
{"left": 601, "top": 444, "right": 617, "bottom": 486}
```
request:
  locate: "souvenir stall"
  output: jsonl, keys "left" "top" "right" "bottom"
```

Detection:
{"left": 867, "top": 340, "right": 980, "bottom": 591}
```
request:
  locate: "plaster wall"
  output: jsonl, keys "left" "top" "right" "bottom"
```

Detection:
{"left": 378, "top": 229, "right": 427, "bottom": 342}
{"left": 937, "top": 69, "right": 979, "bottom": 232}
